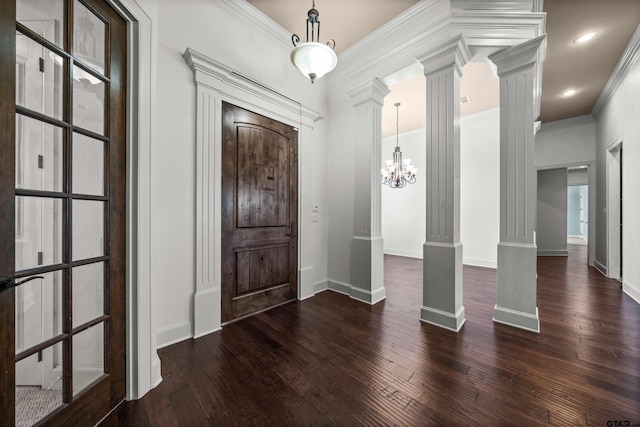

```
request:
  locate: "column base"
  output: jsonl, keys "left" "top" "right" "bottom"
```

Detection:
{"left": 299, "top": 266, "right": 315, "bottom": 300}
{"left": 495, "top": 242, "right": 539, "bottom": 333}
{"left": 493, "top": 305, "right": 539, "bottom": 333}
{"left": 422, "top": 242, "right": 465, "bottom": 332}
{"left": 193, "top": 287, "right": 221, "bottom": 338}
{"left": 420, "top": 305, "right": 466, "bottom": 332}
{"left": 351, "top": 236, "right": 386, "bottom": 305}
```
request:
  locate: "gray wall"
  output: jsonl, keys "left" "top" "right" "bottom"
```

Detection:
{"left": 537, "top": 168, "right": 568, "bottom": 255}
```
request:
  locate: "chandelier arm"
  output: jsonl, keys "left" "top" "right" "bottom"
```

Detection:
{"left": 292, "top": 34, "right": 300, "bottom": 47}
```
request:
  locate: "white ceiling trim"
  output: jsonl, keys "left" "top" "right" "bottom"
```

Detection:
{"left": 539, "top": 114, "right": 595, "bottom": 133}
{"left": 592, "top": 24, "right": 640, "bottom": 118}
{"left": 216, "top": 0, "right": 292, "bottom": 52}
{"left": 451, "top": 11, "right": 546, "bottom": 49}
{"left": 334, "top": 0, "right": 451, "bottom": 80}
{"left": 451, "top": 0, "right": 536, "bottom": 11}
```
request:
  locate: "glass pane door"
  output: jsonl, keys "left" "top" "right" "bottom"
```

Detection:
{"left": 1, "top": 0, "right": 127, "bottom": 425}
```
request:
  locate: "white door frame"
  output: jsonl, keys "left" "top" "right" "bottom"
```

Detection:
{"left": 106, "top": 0, "right": 159, "bottom": 399}
{"left": 607, "top": 138, "right": 623, "bottom": 282}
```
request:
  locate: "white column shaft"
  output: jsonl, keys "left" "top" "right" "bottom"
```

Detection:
{"left": 490, "top": 35, "right": 546, "bottom": 333}
{"left": 348, "top": 79, "right": 390, "bottom": 304}
{"left": 418, "top": 35, "right": 471, "bottom": 332}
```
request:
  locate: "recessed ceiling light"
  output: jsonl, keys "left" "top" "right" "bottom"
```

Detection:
{"left": 574, "top": 31, "right": 598, "bottom": 44}
{"left": 562, "top": 89, "right": 578, "bottom": 97}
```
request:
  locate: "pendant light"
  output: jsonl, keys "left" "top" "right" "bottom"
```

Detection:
{"left": 381, "top": 103, "right": 417, "bottom": 189}
{"left": 290, "top": 1, "right": 337, "bottom": 83}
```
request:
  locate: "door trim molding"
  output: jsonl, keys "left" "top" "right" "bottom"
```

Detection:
{"left": 606, "top": 137, "right": 623, "bottom": 281}
{"left": 107, "top": 0, "right": 161, "bottom": 400}
{"left": 184, "top": 48, "right": 322, "bottom": 337}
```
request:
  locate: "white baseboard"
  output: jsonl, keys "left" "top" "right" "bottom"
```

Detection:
{"left": 313, "top": 280, "right": 329, "bottom": 294}
{"left": 383, "top": 248, "right": 422, "bottom": 259}
{"left": 463, "top": 257, "right": 497, "bottom": 269}
{"left": 537, "top": 249, "right": 569, "bottom": 256}
{"left": 156, "top": 321, "right": 192, "bottom": 349}
{"left": 623, "top": 280, "right": 640, "bottom": 304}
{"left": 594, "top": 259, "right": 607, "bottom": 277}
{"left": 350, "top": 285, "right": 386, "bottom": 305}
{"left": 420, "top": 305, "right": 465, "bottom": 332}
{"left": 327, "top": 279, "right": 351, "bottom": 295}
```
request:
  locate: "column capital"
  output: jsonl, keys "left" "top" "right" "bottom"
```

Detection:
{"left": 348, "top": 78, "right": 390, "bottom": 108}
{"left": 488, "top": 35, "right": 546, "bottom": 76}
{"left": 418, "top": 34, "right": 472, "bottom": 76}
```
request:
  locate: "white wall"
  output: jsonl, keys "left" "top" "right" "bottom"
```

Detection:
{"left": 535, "top": 117, "right": 596, "bottom": 169}
{"left": 380, "top": 108, "right": 500, "bottom": 268}
{"left": 134, "top": 0, "right": 330, "bottom": 347}
{"left": 460, "top": 108, "right": 500, "bottom": 268}
{"left": 381, "top": 128, "right": 426, "bottom": 259}
{"left": 594, "top": 30, "right": 640, "bottom": 303}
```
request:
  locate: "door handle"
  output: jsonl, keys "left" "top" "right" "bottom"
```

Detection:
{"left": 0, "top": 275, "right": 44, "bottom": 293}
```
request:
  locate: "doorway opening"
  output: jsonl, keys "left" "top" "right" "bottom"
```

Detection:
{"left": 567, "top": 165, "right": 589, "bottom": 246}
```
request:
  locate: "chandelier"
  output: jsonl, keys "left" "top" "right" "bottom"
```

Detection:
{"left": 290, "top": 1, "right": 337, "bottom": 84}
{"left": 381, "top": 103, "right": 417, "bottom": 189}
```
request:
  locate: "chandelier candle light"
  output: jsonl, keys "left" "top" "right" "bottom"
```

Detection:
{"left": 381, "top": 103, "right": 417, "bottom": 189}
{"left": 290, "top": 1, "right": 337, "bottom": 83}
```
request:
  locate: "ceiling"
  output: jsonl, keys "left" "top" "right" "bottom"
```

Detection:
{"left": 247, "top": 0, "right": 640, "bottom": 136}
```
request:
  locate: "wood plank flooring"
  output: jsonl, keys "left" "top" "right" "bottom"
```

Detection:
{"left": 104, "top": 245, "right": 640, "bottom": 426}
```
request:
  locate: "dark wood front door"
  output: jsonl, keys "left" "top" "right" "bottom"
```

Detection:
{"left": 1, "top": 0, "right": 127, "bottom": 425}
{"left": 221, "top": 102, "right": 298, "bottom": 323}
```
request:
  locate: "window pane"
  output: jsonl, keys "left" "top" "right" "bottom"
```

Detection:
{"left": 15, "top": 196, "right": 64, "bottom": 271}
{"left": 16, "top": 114, "right": 64, "bottom": 193}
{"left": 72, "top": 200, "right": 104, "bottom": 261}
{"left": 16, "top": 32, "right": 64, "bottom": 120}
{"left": 73, "top": 132, "right": 104, "bottom": 195}
{"left": 15, "top": 341, "right": 64, "bottom": 427}
{"left": 15, "top": 271, "right": 63, "bottom": 353}
{"left": 17, "top": 0, "right": 65, "bottom": 48}
{"left": 72, "top": 262, "right": 104, "bottom": 328}
{"left": 74, "top": 0, "right": 106, "bottom": 74}
{"left": 73, "top": 323, "right": 105, "bottom": 396}
{"left": 73, "top": 65, "right": 105, "bottom": 135}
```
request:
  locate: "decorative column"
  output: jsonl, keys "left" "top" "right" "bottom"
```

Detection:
{"left": 489, "top": 35, "right": 546, "bottom": 333}
{"left": 348, "top": 78, "right": 390, "bottom": 304}
{"left": 417, "top": 35, "right": 471, "bottom": 332}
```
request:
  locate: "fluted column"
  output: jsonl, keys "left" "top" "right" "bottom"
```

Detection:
{"left": 348, "top": 78, "right": 390, "bottom": 304}
{"left": 417, "top": 35, "right": 470, "bottom": 332}
{"left": 489, "top": 35, "right": 546, "bottom": 333}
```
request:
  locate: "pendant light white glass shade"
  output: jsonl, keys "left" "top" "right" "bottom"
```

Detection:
{"left": 290, "top": 42, "right": 337, "bottom": 83}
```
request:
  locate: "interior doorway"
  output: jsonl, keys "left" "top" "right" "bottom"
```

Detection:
{"left": 607, "top": 141, "right": 623, "bottom": 283}
{"left": 567, "top": 166, "right": 589, "bottom": 246}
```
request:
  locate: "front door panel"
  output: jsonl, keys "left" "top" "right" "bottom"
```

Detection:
{"left": 221, "top": 103, "right": 298, "bottom": 323}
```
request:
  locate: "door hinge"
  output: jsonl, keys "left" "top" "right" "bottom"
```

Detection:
{"left": 39, "top": 57, "right": 45, "bottom": 73}
{"left": 37, "top": 251, "right": 43, "bottom": 265}
{"left": 38, "top": 155, "right": 44, "bottom": 169}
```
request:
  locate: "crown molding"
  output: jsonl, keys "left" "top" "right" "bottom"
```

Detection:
{"left": 592, "top": 24, "right": 640, "bottom": 118}
{"left": 451, "top": 0, "right": 537, "bottom": 11}
{"left": 333, "top": 0, "right": 451, "bottom": 82}
{"left": 216, "top": 0, "right": 291, "bottom": 52}
{"left": 184, "top": 48, "right": 322, "bottom": 123}
{"left": 539, "top": 115, "right": 595, "bottom": 132}
{"left": 451, "top": 11, "right": 546, "bottom": 48}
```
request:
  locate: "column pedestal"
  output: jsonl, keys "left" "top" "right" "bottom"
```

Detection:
{"left": 493, "top": 242, "right": 539, "bottom": 332}
{"left": 421, "top": 242, "right": 465, "bottom": 331}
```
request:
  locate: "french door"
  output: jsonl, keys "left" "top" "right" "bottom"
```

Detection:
{"left": 0, "top": 0, "right": 127, "bottom": 425}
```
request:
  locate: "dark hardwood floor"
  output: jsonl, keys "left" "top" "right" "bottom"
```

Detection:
{"left": 104, "top": 245, "right": 640, "bottom": 426}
